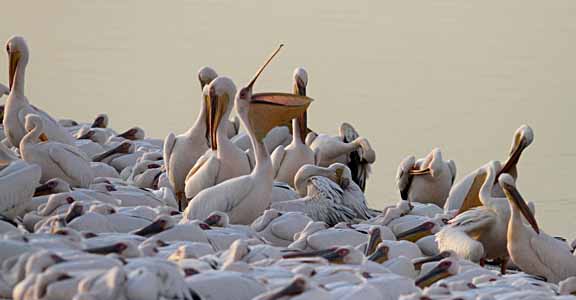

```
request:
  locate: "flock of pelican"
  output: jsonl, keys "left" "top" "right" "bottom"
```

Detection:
{"left": 0, "top": 35, "right": 575, "bottom": 300}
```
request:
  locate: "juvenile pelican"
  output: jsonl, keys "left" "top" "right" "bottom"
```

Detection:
{"left": 307, "top": 122, "right": 375, "bottom": 191}
{"left": 3, "top": 36, "right": 75, "bottom": 147}
{"left": 0, "top": 142, "right": 41, "bottom": 218}
{"left": 397, "top": 148, "right": 456, "bottom": 208}
{"left": 164, "top": 67, "right": 217, "bottom": 208}
{"left": 182, "top": 45, "right": 312, "bottom": 224}
{"left": 436, "top": 161, "right": 511, "bottom": 272}
{"left": 499, "top": 174, "right": 576, "bottom": 283}
{"left": 183, "top": 76, "right": 251, "bottom": 202}
{"left": 271, "top": 67, "right": 315, "bottom": 187}
{"left": 20, "top": 114, "right": 94, "bottom": 187}
{"left": 444, "top": 125, "right": 533, "bottom": 213}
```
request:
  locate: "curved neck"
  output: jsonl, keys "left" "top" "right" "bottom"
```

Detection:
{"left": 20, "top": 124, "right": 41, "bottom": 148}
{"left": 237, "top": 100, "right": 271, "bottom": 177}
{"left": 479, "top": 166, "right": 496, "bottom": 206}
{"left": 187, "top": 97, "right": 207, "bottom": 136}
{"left": 10, "top": 57, "right": 27, "bottom": 96}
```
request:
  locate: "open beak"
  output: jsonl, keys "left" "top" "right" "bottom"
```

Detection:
{"left": 364, "top": 227, "right": 382, "bottom": 256}
{"left": 501, "top": 180, "right": 540, "bottom": 234}
{"left": 415, "top": 261, "right": 453, "bottom": 288}
{"left": 409, "top": 168, "right": 431, "bottom": 176}
{"left": 248, "top": 93, "right": 312, "bottom": 142}
{"left": 8, "top": 50, "right": 21, "bottom": 90}
{"left": 367, "top": 244, "right": 389, "bottom": 264}
{"left": 413, "top": 251, "right": 452, "bottom": 270}
{"left": 267, "top": 278, "right": 306, "bottom": 300}
{"left": 396, "top": 222, "right": 435, "bottom": 242}
{"left": 497, "top": 135, "right": 527, "bottom": 179}
{"left": 132, "top": 219, "right": 165, "bottom": 237}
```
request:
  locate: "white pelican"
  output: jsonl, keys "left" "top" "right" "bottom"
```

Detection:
{"left": 20, "top": 114, "right": 95, "bottom": 187}
{"left": 499, "top": 174, "right": 576, "bottom": 283}
{"left": 254, "top": 276, "right": 331, "bottom": 300}
{"left": 251, "top": 209, "right": 313, "bottom": 247}
{"left": 307, "top": 122, "right": 375, "bottom": 191}
{"left": 163, "top": 66, "right": 217, "bottom": 209}
{"left": 3, "top": 36, "right": 75, "bottom": 147}
{"left": 444, "top": 125, "right": 533, "bottom": 213}
{"left": 396, "top": 148, "right": 456, "bottom": 208}
{"left": 436, "top": 161, "right": 513, "bottom": 272}
{"left": 0, "top": 142, "right": 41, "bottom": 218}
{"left": 182, "top": 45, "right": 312, "bottom": 225}
{"left": 270, "top": 67, "right": 315, "bottom": 187}
{"left": 183, "top": 76, "right": 251, "bottom": 202}
{"left": 184, "top": 271, "right": 266, "bottom": 300}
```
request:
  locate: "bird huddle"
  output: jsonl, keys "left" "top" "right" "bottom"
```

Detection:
{"left": 1, "top": 34, "right": 576, "bottom": 300}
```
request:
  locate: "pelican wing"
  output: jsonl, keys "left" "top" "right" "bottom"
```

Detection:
{"left": 270, "top": 145, "right": 286, "bottom": 178}
{"left": 184, "top": 152, "right": 220, "bottom": 199}
{"left": 529, "top": 232, "right": 576, "bottom": 280}
{"left": 163, "top": 133, "right": 176, "bottom": 173}
{"left": 48, "top": 145, "right": 92, "bottom": 183}
{"left": 448, "top": 207, "right": 497, "bottom": 232}
{"left": 436, "top": 227, "right": 484, "bottom": 261}
{"left": 186, "top": 176, "right": 255, "bottom": 220}
{"left": 396, "top": 155, "right": 416, "bottom": 200}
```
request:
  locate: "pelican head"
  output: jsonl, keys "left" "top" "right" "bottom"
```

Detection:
{"left": 203, "top": 211, "right": 229, "bottom": 227}
{"left": 364, "top": 226, "right": 383, "bottom": 256}
{"left": 204, "top": 76, "right": 236, "bottom": 150}
{"left": 24, "top": 114, "right": 49, "bottom": 142}
{"left": 236, "top": 44, "right": 313, "bottom": 141}
{"left": 412, "top": 250, "right": 455, "bottom": 270}
{"left": 91, "top": 114, "right": 109, "bottom": 128}
{"left": 498, "top": 125, "right": 534, "bottom": 178}
{"left": 499, "top": 173, "right": 539, "bottom": 234}
{"left": 6, "top": 35, "right": 29, "bottom": 91}
{"left": 131, "top": 215, "right": 175, "bottom": 237}
{"left": 396, "top": 221, "right": 436, "bottom": 242}
{"left": 415, "top": 258, "right": 458, "bottom": 288}
{"left": 266, "top": 276, "right": 308, "bottom": 300}
{"left": 117, "top": 127, "right": 144, "bottom": 140}
{"left": 367, "top": 244, "right": 390, "bottom": 264}
{"left": 198, "top": 66, "right": 218, "bottom": 89}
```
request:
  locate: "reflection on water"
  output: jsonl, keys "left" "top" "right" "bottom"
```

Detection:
{"left": 1, "top": 1, "right": 576, "bottom": 238}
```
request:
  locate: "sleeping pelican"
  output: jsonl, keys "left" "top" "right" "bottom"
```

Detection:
{"left": 436, "top": 161, "right": 512, "bottom": 273}
{"left": 444, "top": 125, "right": 533, "bottom": 213}
{"left": 3, "top": 36, "right": 75, "bottom": 147}
{"left": 306, "top": 122, "right": 375, "bottom": 191}
{"left": 183, "top": 76, "right": 251, "bottom": 202}
{"left": 271, "top": 67, "right": 315, "bottom": 188}
{"left": 396, "top": 148, "right": 456, "bottom": 208}
{"left": 182, "top": 44, "right": 312, "bottom": 224}
{"left": 499, "top": 174, "right": 576, "bottom": 283}
{"left": 20, "top": 114, "right": 94, "bottom": 187}
{"left": 0, "top": 142, "right": 41, "bottom": 218}
{"left": 164, "top": 67, "right": 218, "bottom": 209}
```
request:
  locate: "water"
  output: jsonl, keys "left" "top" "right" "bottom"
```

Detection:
{"left": 2, "top": 1, "right": 576, "bottom": 239}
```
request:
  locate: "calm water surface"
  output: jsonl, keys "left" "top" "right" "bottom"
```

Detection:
{"left": 2, "top": 1, "right": 576, "bottom": 238}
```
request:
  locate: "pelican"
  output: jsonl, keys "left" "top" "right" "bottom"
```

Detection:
{"left": 499, "top": 174, "right": 576, "bottom": 283}
{"left": 3, "top": 36, "right": 75, "bottom": 147}
{"left": 183, "top": 76, "right": 252, "bottom": 203}
{"left": 444, "top": 125, "right": 533, "bottom": 213}
{"left": 182, "top": 45, "right": 312, "bottom": 225}
{"left": 20, "top": 114, "right": 95, "bottom": 187}
{"left": 251, "top": 209, "right": 313, "bottom": 247}
{"left": 436, "top": 161, "right": 513, "bottom": 273}
{"left": 396, "top": 148, "right": 456, "bottom": 208}
{"left": 163, "top": 67, "right": 217, "bottom": 209}
{"left": 0, "top": 142, "right": 41, "bottom": 218}
{"left": 253, "top": 276, "right": 331, "bottom": 300}
{"left": 306, "top": 122, "right": 375, "bottom": 191}
{"left": 270, "top": 67, "right": 315, "bottom": 187}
